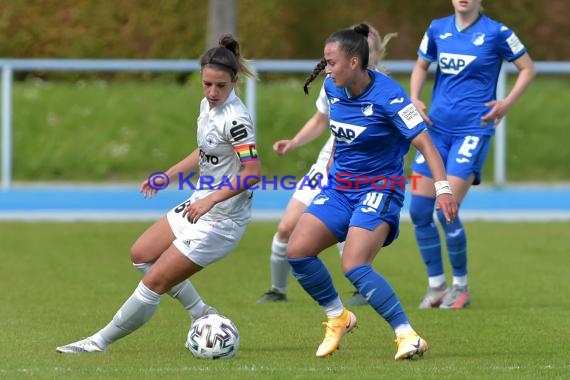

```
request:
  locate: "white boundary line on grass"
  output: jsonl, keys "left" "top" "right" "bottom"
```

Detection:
{"left": 1, "top": 210, "right": 570, "bottom": 222}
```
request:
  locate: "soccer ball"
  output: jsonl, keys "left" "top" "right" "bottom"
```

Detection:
{"left": 186, "top": 314, "right": 240, "bottom": 359}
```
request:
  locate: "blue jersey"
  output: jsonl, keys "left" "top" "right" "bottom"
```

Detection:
{"left": 418, "top": 14, "right": 527, "bottom": 136}
{"left": 325, "top": 70, "right": 426, "bottom": 192}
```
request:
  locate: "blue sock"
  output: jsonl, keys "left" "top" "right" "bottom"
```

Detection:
{"left": 345, "top": 264, "right": 408, "bottom": 330}
{"left": 410, "top": 194, "right": 443, "bottom": 277}
{"left": 437, "top": 209, "right": 467, "bottom": 277}
{"left": 288, "top": 257, "right": 338, "bottom": 306}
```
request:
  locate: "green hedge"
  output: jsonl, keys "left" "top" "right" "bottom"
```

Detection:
{"left": 1, "top": 0, "right": 568, "bottom": 62}
{"left": 10, "top": 76, "right": 570, "bottom": 183}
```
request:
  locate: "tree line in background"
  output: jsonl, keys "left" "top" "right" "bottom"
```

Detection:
{"left": 0, "top": 0, "right": 568, "bottom": 65}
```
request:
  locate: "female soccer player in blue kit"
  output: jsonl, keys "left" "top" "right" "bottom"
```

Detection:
{"left": 409, "top": 0, "right": 535, "bottom": 309}
{"left": 287, "top": 23, "right": 458, "bottom": 360}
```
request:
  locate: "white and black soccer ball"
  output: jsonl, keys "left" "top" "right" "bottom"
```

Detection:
{"left": 186, "top": 314, "right": 240, "bottom": 359}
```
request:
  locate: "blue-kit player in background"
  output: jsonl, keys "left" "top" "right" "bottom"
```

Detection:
{"left": 409, "top": 0, "right": 535, "bottom": 309}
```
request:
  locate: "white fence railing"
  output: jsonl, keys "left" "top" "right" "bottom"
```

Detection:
{"left": 1, "top": 59, "right": 569, "bottom": 189}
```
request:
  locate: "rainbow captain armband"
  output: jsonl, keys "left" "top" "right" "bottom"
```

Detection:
{"left": 234, "top": 144, "right": 259, "bottom": 163}
{"left": 434, "top": 180, "right": 453, "bottom": 197}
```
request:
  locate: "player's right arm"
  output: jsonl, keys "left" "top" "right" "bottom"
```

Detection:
{"left": 410, "top": 57, "right": 432, "bottom": 126}
{"left": 140, "top": 149, "right": 200, "bottom": 198}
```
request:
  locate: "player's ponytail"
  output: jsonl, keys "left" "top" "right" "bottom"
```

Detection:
{"left": 201, "top": 35, "right": 258, "bottom": 80}
{"left": 303, "top": 58, "right": 327, "bottom": 95}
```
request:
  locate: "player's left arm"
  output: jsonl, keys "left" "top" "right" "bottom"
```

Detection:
{"left": 481, "top": 26, "right": 536, "bottom": 124}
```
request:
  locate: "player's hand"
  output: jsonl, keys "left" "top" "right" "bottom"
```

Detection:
{"left": 412, "top": 99, "right": 433, "bottom": 126}
{"left": 435, "top": 193, "right": 458, "bottom": 223}
{"left": 481, "top": 100, "right": 508, "bottom": 125}
{"left": 140, "top": 179, "right": 159, "bottom": 199}
{"left": 182, "top": 197, "right": 216, "bottom": 223}
{"left": 273, "top": 140, "right": 293, "bottom": 155}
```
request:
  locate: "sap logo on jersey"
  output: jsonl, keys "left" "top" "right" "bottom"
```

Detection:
{"left": 438, "top": 53, "right": 476, "bottom": 75}
{"left": 330, "top": 120, "right": 366, "bottom": 143}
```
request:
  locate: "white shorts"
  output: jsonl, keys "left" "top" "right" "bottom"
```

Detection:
{"left": 167, "top": 202, "right": 246, "bottom": 267}
{"left": 292, "top": 160, "right": 328, "bottom": 206}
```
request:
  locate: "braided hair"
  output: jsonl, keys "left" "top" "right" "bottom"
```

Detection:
{"left": 303, "top": 23, "right": 370, "bottom": 94}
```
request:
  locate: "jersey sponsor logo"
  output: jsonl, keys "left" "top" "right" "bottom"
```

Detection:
{"left": 472, "top": 33, "right": 485, "bottom": 46}
{"left": 397, "top": 103, "right": 423, "bottom": 129}
{"left": 389, "top": 97, "right": 404, "bottom": 105}
{"left": 439, "top": 33, "right": 452, "bottom": 40}
{"left": 438, "top": 53, "right": 476, "bottom": 75}
{"left": 361, "top": 103, "right": 374, "bottom": 116}
{"left": 199, "top": 149, "right": 220, "bottom": 165}
{"left": 230, "top": 121, "right": 248, "bottom": 142}
{"left": 330, "top": 120, "right": 366, "bottom": 143}
{"left": 506, "top": 33, "right": 525, "bottom": 55}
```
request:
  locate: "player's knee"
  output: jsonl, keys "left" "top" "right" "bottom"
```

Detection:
{"left": 409, "top": 195, "right": 436, "bottom": 226}
{"left": 275, "top": 221, "right": 294, "bottom": 242}
{"left": 130, "top": 243, "right": 144, "bottom": 264}
{"left": 142, "top": 273, "right": 171, "bottom": 294}
{"left": 285, "top": 241, "right": 304, "bottom": 259}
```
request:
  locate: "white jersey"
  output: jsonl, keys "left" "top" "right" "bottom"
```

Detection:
{"left": 314, "top": 85, "right": 334, "bottom": 165}
{"left": 292, "top": 85, "right": 333, "bottom": 205}
{"left": 191, "top": 90, "right": 257, "bottom": 225}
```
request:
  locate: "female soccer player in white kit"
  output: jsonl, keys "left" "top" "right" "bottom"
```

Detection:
{"left": 56, "top": 35, "right": 261, "bottom": 353}
{"left": 257, "top": 23, "right": 397, "bottom": 306}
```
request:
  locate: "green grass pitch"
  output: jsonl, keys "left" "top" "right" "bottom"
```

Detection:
{"left": 1, "top": 221, "right": 569, "bottom": 379}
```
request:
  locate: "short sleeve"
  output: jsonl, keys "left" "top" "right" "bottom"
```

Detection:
{"left": 315, "top": 84, "right": 329, "bottom": 115}
{"left": 418, "top": 22, "right": 437, "bottom": 62}
{"left": 495, "top": 24, "right": 527, "bottom": 62}
{"left": 384, "top": 91, "right": 427, "bottom": 140}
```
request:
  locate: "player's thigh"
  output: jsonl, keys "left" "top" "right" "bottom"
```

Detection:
{"left": 131, "top": 216, "right": 176, "bottom": 264}
{"left": 276, "top": 197, "right": 310, "bottom": 241}
{"left": 342, "top": 222, "right": 391, "bottom": 272}
{"left": 287, "top": 213, "right": 339, "bottom": 259}
{"left": 447, "top": 174, "right": 475, "bottom": 204}
{"left": 410, "top": 170, "right": 436, "bottom": 197}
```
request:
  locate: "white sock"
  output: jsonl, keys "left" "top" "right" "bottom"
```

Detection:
{"left": 92, "top": 281, "right": 161, "bottom": 348}
{"left": 452, "top": 275, "right": 468, "bottom": 288}
{"left": 270, "top": 234, "right": 289, "bottom": 294}
{"left": 428, "top": 274, "right": 447, "bottom": 288}
{"left": 394, "top": 323, "right": 414, "bottom": 336}
{"left": 323, "top": 297, "right": 344, "bottom": 318}
{"left": 133, "top": 262, "right": 204, "bottom": 318}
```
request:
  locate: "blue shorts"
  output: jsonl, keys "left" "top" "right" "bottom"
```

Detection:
{"left": 305, "top": 186, "right": 404, "bottom": 247}
{"left": 411, "top": 130, "right": 491, "bottom": 185}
